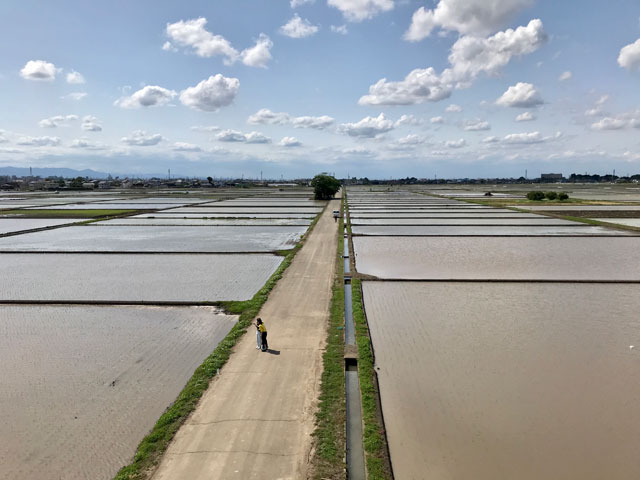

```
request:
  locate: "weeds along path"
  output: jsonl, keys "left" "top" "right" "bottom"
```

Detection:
{"left": 152, "top": 195, "right": 340, "bottom": 480}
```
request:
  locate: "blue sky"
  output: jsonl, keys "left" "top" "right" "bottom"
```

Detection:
{"left": 1, "top": 0, "right": 640, "bottom": 178}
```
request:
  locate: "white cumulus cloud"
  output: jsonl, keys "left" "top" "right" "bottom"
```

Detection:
{"left": 245, "top": 131, "right": 272, "bottom": 144}
{"left": 165, "top": 18, "right": 239, "bottom": 64}
{"left": 38, "top": 115, "right": 78, "bottom": 128}
{"left": 339, "top": 113, "right": 394, "bottom": 137}
{"left": 247, "top": 108, "right": 334, "bottom": 129}
{"left": 331, "top": 25, "right": 349, "bottom": 35}
{"left": 191, "top": 125, "right": 221, "bottom": 132}
{"left": 279, "top": 14, "right": 319, "bottom": 38}
{"left": 64, "top": 92, "right": 88, "bottom": 101}
{"left": 71, "top": 138, "right": 106, "bottom": 150}
{"left": 66, "top": 70, "right": 85, "bottom": 84}
{"left": 240, "top": 34, "right": 273, "bottom": 68}
{"left": 81, "top": 115, "right": 102, "bottom": 132}
{"left": 430, "top": 116, "right": 444, "bottom": 124}
{"left": 445, "top": 138, "right": 466, "bottom": 148}
{"left": 20, "top": 60, "right": 58, "bottom": 81}
{"left": 591, "top": 117, "right": 629, "bottom": 131}
{"left": 496, "top": 82, "right": 543, "bottom": 108}
{"left": 279, "top": 136, "right": 302, "bottom": 147}
{"left": 216, "top": 130, "right": 271, "bottom": 143}
{"left": 446, "top": 104, "right": 463, "bottom": 112}
{"left": 291, "top": 0, "right": 314, "bottom": 6}
{"left": 463, "top": 119, "right": 490, "bottom": 131}
{"left": 292, "top": 115, "right": 334, "bottom": 129}
{"left": 121, "top": 130, "right": 163, "bottom": 146}
{"left": 115, "top": 85, "right": 177, "bottom": 109}
{"left": 395, "top": 114, "right": 422, "bottom": 126}
{"left": 618, "top": 38, "right": 640, "bottom": 71}
{"left": 360, "top": 19, "right": 547, "bottom": 105}
{"left": 17, "top": 136, "right": 61, "bottom": 146}
{"left": 404, "top": 0, "right": 534, "bottom": 41}
{"left": 516, "top": 111, "right": 536, "bottom": 122}
{"left": 503, "top": 131, "right": 543, "bottom": 143}
{"left": 180, "top": 74, "right": 239, "bottom": 112}
{"left": 328, "top": 0, "right": 394, "bottom": 22}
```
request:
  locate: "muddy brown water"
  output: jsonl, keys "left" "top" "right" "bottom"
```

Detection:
{"left": 0, "top": 305, "right": 237, "bottom": 480}
{"left": 362, "top": 281, "right": 640, "bottom": 480}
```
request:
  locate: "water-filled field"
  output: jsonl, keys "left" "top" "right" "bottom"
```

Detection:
{"left": 592, "top": 218, "right": 640, "bottom": 227}
{"left": 351, "top": 225, "right": 624, "bottom": 236}
{"left": 349, "top": 211, "right": 539, "bottom": 218}
{"left": 97, "top": 218, "right": 312, "bottom": 226}
{"left": 0, "top": 305, "right": 236, "bottom": 480}
{"left": 352, "top": 236, "right": 640, "bottom": 279}
{"left": 0, "top": 225, "right": 307, "bottom": 252}
{"left": 362, "top": 281, "right": 640, "bottom": 480}
{"left": 163, "top": 206, "right": 323, "bottom": 214}
{"left": 0, "top": 218, "right": 85, "bottom": 234}
{"left": 0, "top": 253, "right": 282, "bottom": 301}
{"left": 351, "top": 217, "right": 577, "bottom": 225}
{"left": 138, "top": 212, "right": 318, "bottom": 218}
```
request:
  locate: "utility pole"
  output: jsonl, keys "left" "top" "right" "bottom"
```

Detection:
{"left": 168, "top": 169, "right": 170, "bottom": 180}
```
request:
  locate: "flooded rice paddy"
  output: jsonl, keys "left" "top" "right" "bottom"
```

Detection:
{"left": 0, "top": 305, "right": 237, "bottom": 480}
{"left": 0, "top": 188, "right": 322, "bottom": 478}
{"left": 362, "top": 281, "right": 640, "bottom": 480}
{"left": 347, "top": 186, "right": 640, "bottom": 479}
{"left": 353, "top": 236, "right": 640, "bottom": 279}
{"left": 0, "top": 225, "right": 306, "bottom": 252}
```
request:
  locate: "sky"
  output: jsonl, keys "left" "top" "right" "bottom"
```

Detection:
{"left": 1, "top": 0, "right": 640, "bottom": 179}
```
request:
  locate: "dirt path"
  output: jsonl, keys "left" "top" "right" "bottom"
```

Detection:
{"left": 152, "top": 196, "right": 340, "bottom": 480}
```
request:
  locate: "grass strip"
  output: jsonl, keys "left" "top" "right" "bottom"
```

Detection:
{"left": 311, "top": 195, "right": 346, "bottom": 479}
{"left": 113, "top": 205, "right": 326, "bottom": 480}
{"left": 351, "top": 277, "right": 393, "bottom": 479}
{"left": 1, "top": 209, "right": 136, "bottom": 218}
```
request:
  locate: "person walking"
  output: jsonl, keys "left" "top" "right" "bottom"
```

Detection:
{"left": 257, "top": 318, "right": 268, "bottom": 352}
{"left": 255, "top": 318, "right": 262, "bottom": 350}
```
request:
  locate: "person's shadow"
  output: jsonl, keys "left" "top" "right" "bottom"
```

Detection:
{"left": 265, "top": 349, "right": 280, "bottom": 355}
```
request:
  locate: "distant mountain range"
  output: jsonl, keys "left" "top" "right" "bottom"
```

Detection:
{"left": 0, "top": 166, "right": 178, "bottom": 179}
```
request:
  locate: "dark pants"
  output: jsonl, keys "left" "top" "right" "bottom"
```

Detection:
{"left": 261, "top": 331, "right": 268, "bottom": 351}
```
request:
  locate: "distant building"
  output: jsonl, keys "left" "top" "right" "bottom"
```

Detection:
{"left": 540, "top": 173, "right": 563, "bottom": 182}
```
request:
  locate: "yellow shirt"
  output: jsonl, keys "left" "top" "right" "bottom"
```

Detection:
{"left": 258, "top": 323, "right": 267, "bottom": 333}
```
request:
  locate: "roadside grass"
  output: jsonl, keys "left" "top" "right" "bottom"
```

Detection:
{"left": 113, "top": 204, "right": 326, "bottom": 480}
{"left": 351, "top": 277, "right": 393, "bottom": 480}
{"left": 311, "top": 196, "right": 346, "bottom": 480}
{"left": 0, "top": 208, "right": 136, "bottom": 218}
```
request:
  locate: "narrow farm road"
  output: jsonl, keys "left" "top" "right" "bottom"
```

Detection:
{"left": 152, "top": 195, "right": 340, "bottom": 480}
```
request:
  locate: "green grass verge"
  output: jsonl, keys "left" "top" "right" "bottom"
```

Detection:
{"left": 1, "top": 209, "right": 137, "bottom": 218}
{"left": 311, "top": 196, "right": 346, "bottom": 479}
{"left": 113, "top": 205, "right": 326, "bottom": 480}
{"left": 351, "top": 277, "right": 392, "bottom": 479}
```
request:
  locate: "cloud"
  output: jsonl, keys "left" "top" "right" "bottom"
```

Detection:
{"left": 247, "top": 108, "right": 334, "bottom": 129}
{"left": 66, "top": 70, "right": 85, "bottom": 84}
{"left": 503, "top": 131, "right": 544, "bottom": 143}
{"left": 463, "top": 119, "right": 490, "bottom": 131}
{"left": 279, "top": 14, "right": 319, "bottom": 38}
{"left": 121, "top": 130, "right": 163, "bottom": 146}
{"left": 397, "top": 134, "right": 426, "bottom": 145}
{"left": 339, "top": 113, "right": 394, "bottom": 137}
{"left": 245, "top": 131, "right": 272, "bottom": 144}
{"left": 165, "top": 18, "right": 239, "bottom": 64}
{"left": 81, "top": 115, "right": 102, "bottom": 132}
{"left": 331, "top": 25, "right": 349, "bottom": 35}
{"left": 328, "top": 0, "right": 394, "bottom": 22}
{"left": 179, "top": 74, "right": 239, "bottom": 112}
{"left": 63, "top": 92, "right": 88, "bottom": 101}
{"left": 71, "top": 138, "right": 106, "bottom": 150}
{"left": 115, "top": 85, "right": 177, "bottom": 108}
{"left": 279, "top": 136, "right": 302, "bottom": 147}
{"left": 291, "top": 0, "right": 314, "bottom": 6}
{"left": 482, "top": 135, "right": 499, "bottom": 143}
{"left": 404, "top": 0, "right": 534, "bottom": 41}
{"left": 591, "top": 116, "right": 631, "bottom": 130}
{"left": 172, "top": 142, "right": 202, "bottom": 152}
{"left": 216, "top": 130, "right": 271, "bottom": 143}
{"left": 618, "top": 38, "right": 640, "bottom": 70}
{"left": 291, "top": 115, "right": 334, "bottom": 129}
{"left": 430, "top": 116, "right": 444, "bottom": 124}
{"left": 516, "top": 111, "right": 536, "bottom": 122}
{"left": 16, "top": 136, "right": 61, "bottom": 146}
{"left": 445, "top": 138, "right": 466, "bottom": 148}
{"left": 446, "top": 104, "right": 462, "bottom": 112}
{"left": 191, "top": 125, "right": 220, "bottom": 132}
{"left": 20, "top": 60, "right": 58, "bottom": 81}
{"left": 38, "top": 115, "right": 78, "bottom": 128}
{"left": 496, "top": 82, "right": 543, "bottom": 108}
{"left": 558, "top": 71, "right": 572, "bottom": 81}
{"left": 240, "top": 34, "right": 273, "bottom": 67}
{"left": 395, "top": 114, "right": 422, "bottom": 126}
{"left": 360, "top": 19, "right": 546, "bottom": 105}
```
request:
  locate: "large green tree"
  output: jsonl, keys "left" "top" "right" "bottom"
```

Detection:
{"left": 311, "top": 174, "right": 340, "bottom": 200}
